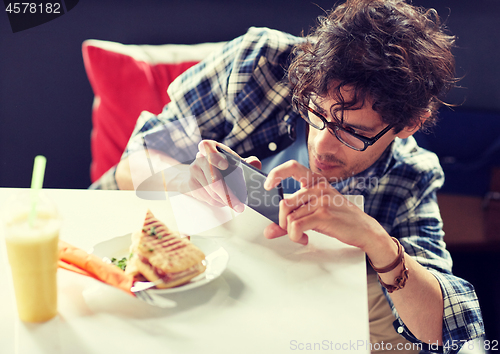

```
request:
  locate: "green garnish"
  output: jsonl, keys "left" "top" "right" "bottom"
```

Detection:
{"left": 111, "top": 256, "right": 128, "bottom": 271}
{"left": 149, "top": 226, "right": 157, "bottom": 236}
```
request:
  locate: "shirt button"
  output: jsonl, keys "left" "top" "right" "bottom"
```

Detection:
{"left": 268, "top": 142, "right": 277, "bottom": 151}
{"left": 397, "top": 326, "right": 404, "bottom": 334}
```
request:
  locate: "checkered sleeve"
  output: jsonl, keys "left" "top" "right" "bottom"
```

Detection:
{"left": 375, "top": 151, "right": 484, "bottom": 353}
{"left": 89, "top": 37, "right": 240, "bottom": 190}
{"left": 121, "top": 36, "right": 243, "bottom": 163}
{"left": 91, "top": 27, "right": 301, "bottom": 189}
{"left": 124, "top": 26, "right": 299, "bottom": 160}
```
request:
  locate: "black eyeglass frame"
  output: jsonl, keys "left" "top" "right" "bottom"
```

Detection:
{"left": 295, "top": 100, "right": 395, "bottom": 152}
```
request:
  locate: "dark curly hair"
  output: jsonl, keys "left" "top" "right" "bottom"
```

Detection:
{"left": 288, "top": 0, "right": 457, "bottom": 133}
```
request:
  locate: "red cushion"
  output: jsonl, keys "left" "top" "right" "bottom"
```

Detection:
{"left": 82, "top": 40, "right": 225, "bottom": 182}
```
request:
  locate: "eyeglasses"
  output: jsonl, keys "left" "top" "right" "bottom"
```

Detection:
{"left": 295, "top": 99, "right": 394, "bottom": 152}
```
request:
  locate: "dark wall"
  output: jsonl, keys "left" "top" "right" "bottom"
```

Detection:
{"left": 1, "top": 0, "right": 499, "bottom": 190}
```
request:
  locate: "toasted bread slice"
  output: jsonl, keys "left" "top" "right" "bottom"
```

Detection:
{"left": 124, "top": 230, "right": 142, "bottom": 278}
{"left": 130, "top": 210, "right": 206, "bottom": 289}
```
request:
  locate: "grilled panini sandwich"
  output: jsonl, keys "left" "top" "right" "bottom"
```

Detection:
{"left": 126, "top": 210, "right": 206, "bottom": 289}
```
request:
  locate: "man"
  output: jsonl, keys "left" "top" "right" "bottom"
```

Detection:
{"left": 94, "top": 0, "right": 484, "bottom": 352}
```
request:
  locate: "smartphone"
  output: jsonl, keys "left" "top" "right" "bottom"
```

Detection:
{"left": 215, "top": 147, "right": 283, "bottom": 224}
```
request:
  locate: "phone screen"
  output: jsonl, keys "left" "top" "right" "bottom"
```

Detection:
{"left": 215, "top": 147, "right": 283, "bottom": 224}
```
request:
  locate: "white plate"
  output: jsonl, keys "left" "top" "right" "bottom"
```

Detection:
{"left": 90, "top": 234, "right": 229, "bottom": 294}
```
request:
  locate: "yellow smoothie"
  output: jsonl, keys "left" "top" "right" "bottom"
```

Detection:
{"left": 5, "top": 211, "right": 60, "bottom": 323}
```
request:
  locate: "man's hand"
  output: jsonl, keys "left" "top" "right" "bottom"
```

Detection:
{"left": 117, "top": 139, "right": 262, "bottom": 213}
{"left": 263, "top": 160, "right": 388, "bottom": 251}
{"left": 180, "top": 140, "right": 263, "bottom": 211}
{"left": 176, "top": 141, "right": 237, "bottom": 210}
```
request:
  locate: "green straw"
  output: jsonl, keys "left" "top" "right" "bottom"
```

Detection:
{"left": 29, "top": 155, "right": 47, "bottom": 228}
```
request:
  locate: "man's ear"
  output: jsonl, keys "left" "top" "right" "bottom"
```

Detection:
{"left": 396, "top": 110, "right": 431, "bottom": 139}
{"left": 396, "top": 124, "right": 420, "bottom": 139}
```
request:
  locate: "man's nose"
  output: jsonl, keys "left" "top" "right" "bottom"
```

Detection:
{"left": 313, "top": 127, "right": 343, "bottom": 155}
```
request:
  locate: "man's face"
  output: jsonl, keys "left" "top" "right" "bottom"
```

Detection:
{"left": 306, "top": 92, "right": 404, "bottom": 183}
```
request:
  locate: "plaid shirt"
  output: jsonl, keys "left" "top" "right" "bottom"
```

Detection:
{"left": 94, "top": 27, "right": 484, "bottom": 352}
{"left": 336, "top": 137, "right": 484, "bottom": 353}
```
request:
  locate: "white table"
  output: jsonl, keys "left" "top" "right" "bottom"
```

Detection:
{"left": 0, "top": 188, "right": 369, "bottom": 354}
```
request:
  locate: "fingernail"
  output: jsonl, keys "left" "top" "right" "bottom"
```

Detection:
{"left": 234, "top": 204, "right": 245, "bottom": 213}
{"left": 218, "top": 159, "right": 227, "bottom": 169}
